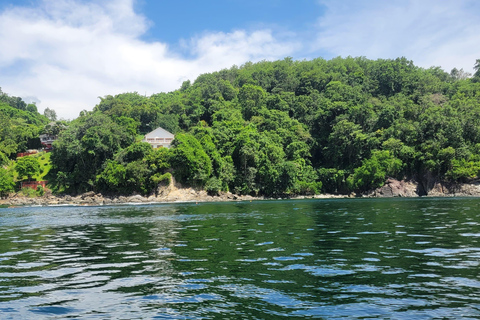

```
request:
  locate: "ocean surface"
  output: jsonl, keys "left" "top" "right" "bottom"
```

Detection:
{"left": 0, "top": 198, "right": 479, "bottom": 319}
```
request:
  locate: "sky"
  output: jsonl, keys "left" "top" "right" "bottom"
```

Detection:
{"left": 0, "top": 0, "right": 479, "bottom": 119}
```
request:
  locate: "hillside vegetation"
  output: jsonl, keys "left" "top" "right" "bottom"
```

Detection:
{"left": 39, "top": 56, "right": 480, "bottom": 196}
{"left": 0, "top": 89, "right": 53, "bottom": 196}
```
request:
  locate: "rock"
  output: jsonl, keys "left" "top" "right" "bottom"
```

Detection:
{"left": 81, "top": 191, "right": 96, "bottom": 199}
{"left": 157, "top": 179, "right": 173, "bottom": 197}
{"left": 126, "top": 195, "right": 147, "bottom": 203}
{"left": 426, "top": 182, "right": 449, "bottom": 197}
{"left": 82, "top": 197, "right": 95, "bottom": 204}
{"left": 7, "top": 177, "right": 480, "bottom": 207}
{"left": 373, "top": 178, "right": 419, "bottom": 197}
{"left": 223, "top": 192, "right": 235, "bottom": 200}
{"left": 442, "top": 180, "right": 480, "bottom": 197}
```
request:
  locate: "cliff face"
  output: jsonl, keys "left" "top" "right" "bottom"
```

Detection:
{"left": 369, "top": 179, "right": 419, "bottom": 198}
{"left": 368, "top": 178, "right": 480, "bottom": 198}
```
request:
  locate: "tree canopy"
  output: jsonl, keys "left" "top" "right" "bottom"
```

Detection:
{"left": 15, "top": 156, "right": 41, "bottom": 181}
{"left": 0, "top": 90, "right": 49, "bottom": 158}
{"left": 44, "top": 56, "right": 480, "bottom": 196}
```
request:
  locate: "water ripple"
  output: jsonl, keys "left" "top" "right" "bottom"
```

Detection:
{"left": 0, "top": 198, "right": 480, "bottom": 318}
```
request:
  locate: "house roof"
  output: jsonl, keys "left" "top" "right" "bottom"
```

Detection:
{"left": 144, "top": 127, "right": 174, "bottom": 139}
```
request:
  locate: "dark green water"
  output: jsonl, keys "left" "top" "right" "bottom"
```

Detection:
{"left": 0, "top": 198, "right": 480, "bottom": 319}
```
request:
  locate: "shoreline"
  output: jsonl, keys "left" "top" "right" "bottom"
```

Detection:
{"left": 2, "top": 178, "right": 480, "bottom": 207}
{"left": 0, "top": 190, "right": 349, "bottom": 207}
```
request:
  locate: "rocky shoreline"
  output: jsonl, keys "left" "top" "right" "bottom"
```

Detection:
{"left": 2, "top": 178, "right": 480, "bottom": 207}
{"left": 0, "top": 189, "right": 349, "bottom": 207}
{"left": 364, "top": 178, "right": 480, "bottom": 198}
{"left": 0, "top": 188, "right": 252, "bottom": 207}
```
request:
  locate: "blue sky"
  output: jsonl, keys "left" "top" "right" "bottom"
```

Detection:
{"left": 0, "top": 0, "right": 478, "bottom": 119}
{"left": 136, "top": 0, "right": 322, "bottom": 44}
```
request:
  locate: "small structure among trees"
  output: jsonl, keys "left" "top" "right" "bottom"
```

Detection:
{"left": 14, "top": 155, "right": 48, "bottom": 191}
{"left": 39, "top": 121, "right": 66, "bottom": 150}
{"left": 142, "top": 127, "right": 174, "bottom": 148}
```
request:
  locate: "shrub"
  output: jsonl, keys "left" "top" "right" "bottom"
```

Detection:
{"left": 0, "top": 168, "right": 15, "bottom": 198}
{"left": 205, "top": 177, "right": 222, "bottom": 196}
{"left": 446, "top": 159, "right": 480, "bottom": 181}
{"left": 20, "top": 187, "right": 37, "bottom": 198}
{"left": 292, "top": 181, "right": 322, "bottom": 195}
{"left": 36, "top": 185, "right": 45, "bottom": 196}
{"left": 349, "top": 150, "right": 403, "bottom": 192}
{"left": 151, "top": 172, "right": 172, "bottom": 184}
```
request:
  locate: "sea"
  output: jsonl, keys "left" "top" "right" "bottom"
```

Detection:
{"left": 0, "top": 198, "right": 479, "bottom": 319}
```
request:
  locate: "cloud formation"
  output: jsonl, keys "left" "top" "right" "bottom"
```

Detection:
{"left": 315, "top": 0, "right": 480, "bottom": 73}
{"left": 0, "top": 0, "right": 478, "bottom": 119}
{"left": 0, "top": 0, "right": 299, "bottom": 119}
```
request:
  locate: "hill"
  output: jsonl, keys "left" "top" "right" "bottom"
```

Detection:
{"left": 45, "top": 56, "right": 480, "bottom": 197}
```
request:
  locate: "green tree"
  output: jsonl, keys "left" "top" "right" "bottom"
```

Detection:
{"left": 446, "top": 159, "right": 480, "bottom": 181}
{"left": 238, "top": 84, "right": 266, "bottom": 120}
{"left": 0, "top": 167, "right": 15, "bottom": 197}
{"left": 50, "top": 112, "right": 134, "bottom": 193}
{"left": 96, "top": 143, "right": 172, "bottom": 195}
{"left": 326, "top": 120, "right": 369, "bottom": 168}
{"left": 0, "top": 103, "right": 47, "bottom": 157}
{"left": 26, "top": 104, "right": 38, "bottom": 113}
{"left": 232, "top": 125, "right": 261, "bottom": 194}
{"left": 473, "top": 59, "right": 480, "bottom": 82}
{"left": 15, "top": 156, "right": 41, "bottom": 181}
{"left": 41, "top": 121, "right": 66, "bottom": 136}
{"left": 96, "top": 160, "right": 127, "bottom": 193}
{"left": 348, "top": 150, "right": 403, "bottom": 192}
{"left": 170, "top": 133, "right": 212, "bottom": 187}
{"left": 43, "top": 107, "right": 57, "bottom": 121}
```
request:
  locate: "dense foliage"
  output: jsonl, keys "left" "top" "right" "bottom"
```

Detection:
{"left": 45, "top": 56, "right": 480, "bottom": 196}
{"left": 49, "top": 113, "right": 135, "bottom": 193}
{"left": 15, "top": 156, "right": 41, "bottom": 181}
{"left": 96, "top": 142, "right": 171, "bottom": 195}
{"left": 0, "top": 89, "right": 51, "bottom": 197}
{"left": 0, "top": 167, "right": 15, "bottom": 197}
{"left": 0, "top": 89, "right": 48, "bottom": 160}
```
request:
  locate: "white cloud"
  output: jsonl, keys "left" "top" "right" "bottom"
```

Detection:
{"left": 314, "top": 0, "right": 480, "bottom": 73}
{"left": 0, "top": 0, "right": 299, "bottom": 119}
{"left": 1, "top": 0, "right": 478, "bottom": 120}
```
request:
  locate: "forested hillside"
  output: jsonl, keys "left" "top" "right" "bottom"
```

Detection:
{"left": 0, "top": 90, "right": 52, "bottom": 196}
{"left": 0, "top": 89, "right": 50, "bottom": 160}
{"left": 48, "top": 56, "right": 480, "bottom": 196}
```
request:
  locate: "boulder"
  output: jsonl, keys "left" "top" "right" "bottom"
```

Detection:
{"left": 373, "top": 178, "right": 418, "bottom": 197}
{"left": 126, "top": 195, "right": 147, "bottom": 203}
{"left": 81, "top": 191, "right": 96, "bottom": 199}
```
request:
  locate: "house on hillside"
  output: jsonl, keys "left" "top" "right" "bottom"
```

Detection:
{"left": 143, "top": 127, "right": 175, "bottom": 148}
{"left": 39, "top": 121, "right": 66, "bottom": 151}
{"left": 39, "top": 134, "right": 57, "bottom": 150}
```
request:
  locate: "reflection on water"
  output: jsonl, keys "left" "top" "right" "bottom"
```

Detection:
{"left": 0, "top": 198, "right": 480, "bottom": 319}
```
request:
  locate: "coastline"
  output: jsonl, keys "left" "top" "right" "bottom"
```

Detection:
{"left": 0, "top": 188, "right": 348, "bottom": 207}
{"left": 2, "top": 178, "right": 480, "bottom": 207}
